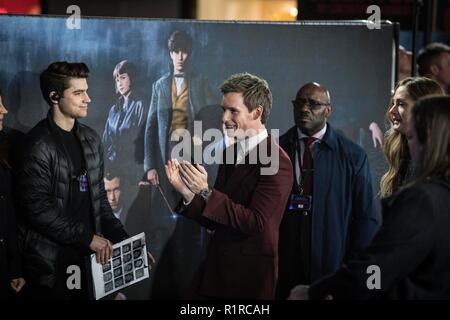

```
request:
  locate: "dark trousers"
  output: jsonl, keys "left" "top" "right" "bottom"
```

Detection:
{"left": 23, "top": 254, "right": 91, "bottom": 300}
{"left": 277, "top": 210, "right": 312, "bottom": 300}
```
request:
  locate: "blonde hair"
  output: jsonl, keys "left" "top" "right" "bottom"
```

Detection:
{"left": 380, "top": 77, "right": 445, "bottom": 197}
{"left": 220, "top": 72, "right": 272, "bottom": 124}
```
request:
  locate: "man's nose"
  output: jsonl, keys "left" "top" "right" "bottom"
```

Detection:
{"left": 300, "top": 103, "right": 311, "bottom": 112}
{"left": 222, "top": 110, "right": 231, "bottom": 123}
{"left": 84, "top": 92, "right": 91, "bottom": 103}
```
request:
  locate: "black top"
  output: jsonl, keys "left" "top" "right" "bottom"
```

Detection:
{"left": 57, "top": 126, "right": 94, "bottom": 257}
{"left": 309, "top": 178, "right": 450, "bottom": 300}
{"left": 19, "top": 113, "right": 128, "bottom": 288}
{"left": 54, "top": 126, "right": 94, "bottom": 298}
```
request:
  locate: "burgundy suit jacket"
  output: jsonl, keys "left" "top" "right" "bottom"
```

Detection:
{"left": 177, "top": 135, "right": 293, "bottom": 299}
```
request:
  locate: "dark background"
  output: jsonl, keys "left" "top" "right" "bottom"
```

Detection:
{"left": 0, "top": 15, "right": 395, "bottom": 299}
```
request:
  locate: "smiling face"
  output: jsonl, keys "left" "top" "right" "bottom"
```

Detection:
{"left": 115, "top": 72, "right": 131, "bottom": 96}
{"left": 221, "top": 92, "right": 262, "bottom": 139}
{"left": 55, "top": 78, "right": 91, "bottom": 120}
{"left": 0, "top": 95, "right": 8, "bottom": 131}
{"left": 389, "top": 85, "right": 415, "bottom": 135}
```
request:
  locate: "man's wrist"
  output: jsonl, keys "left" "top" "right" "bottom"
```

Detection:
{"left": 199, "top": 187, "right": 212, "bottom": 201}
{"left": 182, "top": 190, "right": 195, "bottom": 204}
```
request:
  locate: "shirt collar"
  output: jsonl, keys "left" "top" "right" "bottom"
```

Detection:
{"left": 123, "top": 93, "right": 130, "bottom": 108}
{"left": 113, "top": 207, "right": 123, "bottom": 220}
{"left": 297, "top": 123, "right": 327, "bottom": 141}
{"left": 237, "top": 128, "right": 268, "bottom": 163}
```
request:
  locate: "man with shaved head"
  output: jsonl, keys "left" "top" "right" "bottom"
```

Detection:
{"left": 277, "top": 82, "right": 379, "bottom": 299}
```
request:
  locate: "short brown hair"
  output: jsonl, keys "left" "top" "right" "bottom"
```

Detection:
{"left": 220, "top": 73, "right": 272, "bottom": 124}
{"left": 417, "top": 42, "right": 450, "bottom": 76}
{"left": 40, "top": 61, "right": 89, "bottom": 106}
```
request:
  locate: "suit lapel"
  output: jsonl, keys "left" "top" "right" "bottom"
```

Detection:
{"left": 282, "top": 127, "right": 296, "bottom": 165}
{"left": 218, "top": 136, "right": 271, "bottom": 193}
{"left": 161, "top": 75, "right": 172, "bottom": 103}
{"left": 311, "top": 140, "right": 333, "bottom": 209}
{"left": 160, "top": 76, "right": 173, "bottom": 162}
{"left": 162, "top": 77, "right": 173, "bottom": 116}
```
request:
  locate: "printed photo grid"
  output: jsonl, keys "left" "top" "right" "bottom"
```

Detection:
{"left": 90, "top": 232, "right": 149, "bottom": 300}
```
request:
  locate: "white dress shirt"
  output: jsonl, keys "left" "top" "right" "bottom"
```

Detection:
{"left": 236, "top": 129, "right": 269, "bottom": 165}
{"left": 175, "top": 76, "right": 185, "bottom": 96}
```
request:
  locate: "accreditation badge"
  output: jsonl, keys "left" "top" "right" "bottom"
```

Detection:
{"left": 287, "top": 193, "right": 312, "bottom": 212}
{"left": 79, "top": 170, "right": 88, "bottom": 192}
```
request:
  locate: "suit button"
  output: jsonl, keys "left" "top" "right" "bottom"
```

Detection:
{"left": 0, "top": 194, "right": 6, "bottom": 201}
{"left": 0, "top": 238, "right": 5, "bottom": 245}
{"left": 302, "top": 211, "right": 309, "bottom": 216}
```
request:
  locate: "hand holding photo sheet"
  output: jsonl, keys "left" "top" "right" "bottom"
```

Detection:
{"left": 90, "top": 232, "right": 149, "bottom": 300}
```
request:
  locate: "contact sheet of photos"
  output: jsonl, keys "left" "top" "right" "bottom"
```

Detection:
{"left": 90, "top": 232, "right": 149, "bottom": 300}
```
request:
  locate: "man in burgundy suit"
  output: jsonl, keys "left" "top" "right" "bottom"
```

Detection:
{"left": 165, "top": 73, "right": 293, "bottom": 299}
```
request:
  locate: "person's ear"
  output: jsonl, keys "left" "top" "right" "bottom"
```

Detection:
{"left": 49, "top": 91, "right": 60, "bottom": 104}
{"left": 253, "top": 105, "right": 263, "bottom": 120}
{"left": 430, "top": 64, "right": 440, "bottom": 76}
{"left": 324, "top": 105, "right": 332, "bottom": 118}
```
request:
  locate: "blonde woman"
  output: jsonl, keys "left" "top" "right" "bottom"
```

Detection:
{"left": 380, "top": 77, "right": 444, "bottom": 197}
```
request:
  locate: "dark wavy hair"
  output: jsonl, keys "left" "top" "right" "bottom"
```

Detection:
{"left": 39, "top": 61, "right": 89, "bottom": 106}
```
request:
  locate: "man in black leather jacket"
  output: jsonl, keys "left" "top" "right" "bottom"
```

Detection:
{"left": 18, "top": 61, "right": 128, "bottom": 299}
